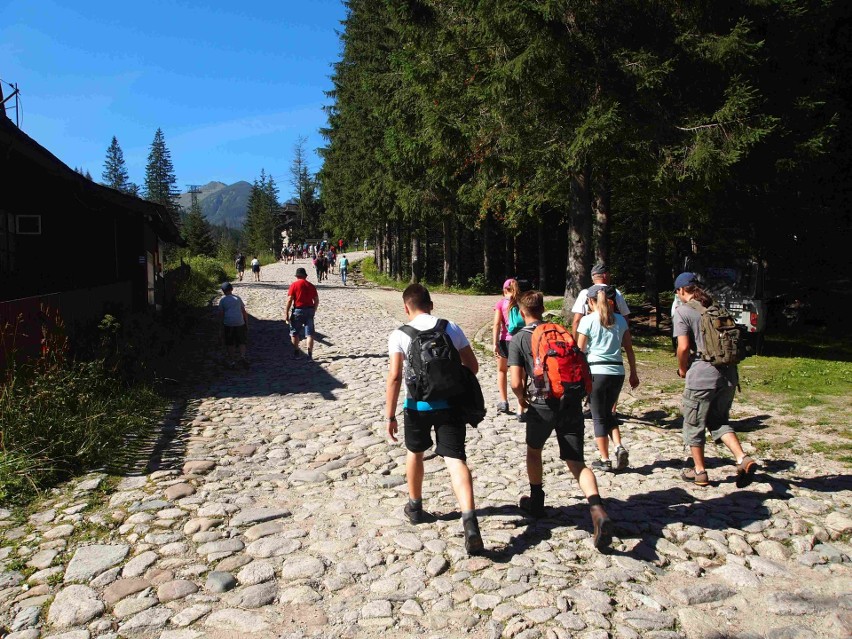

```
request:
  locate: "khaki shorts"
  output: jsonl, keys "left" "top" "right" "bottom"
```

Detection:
{"left": 681, "top": 386, "right": 735, "bottom": 447}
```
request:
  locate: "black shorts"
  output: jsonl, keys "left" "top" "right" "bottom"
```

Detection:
{"left": 252, "top": 265, "right": 260, "bottom": 273}
{"left": 223, "top": 324, "right": 247, "bottom": 346}
{"left": 525, "top": 390, "right": 585, "bottom": 462}
{"left": 497, "top": 339, "right": 510, "bottom": 358}
{"left": 403, "top": 408, "right": 466, "bottom": 461}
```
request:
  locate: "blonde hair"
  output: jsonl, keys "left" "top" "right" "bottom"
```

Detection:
{"left": 592, "top": 289, "right": 615, "bottom": 328}
{"left": 505, "top": 279, "right": 520, "bottom": 310}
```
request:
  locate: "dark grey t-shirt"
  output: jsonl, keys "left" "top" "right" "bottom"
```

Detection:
{"left": 507, "top": 322, "right": 560, "bottom": 419}
{"left": 673, "top": 302, "right": 738, "bottom": 390}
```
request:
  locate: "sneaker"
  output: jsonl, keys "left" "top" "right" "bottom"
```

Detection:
{"left": 293, "top": 349, "right": 302, "bottom": 359}
{"left": 591, "top": 459, "right": 613, "bottom": 473}
{"left": 583, "top": 408, "right": 592, "bottom": 419}
{"left": 735, "top": 455, "right": 758, "bottom": 488}
{"left": 519, "top": 492, "right": 546, "bottom": 518}
{"left": 307, "top": 349, "right": 313, "bottom": 361}
{"left": 463, "top": 518, "right": 484, "bottom": 556}
{"left": 496, "top": 401, "right": 509, "bottom": 414}
{"left": 516, "top": 412, "right": 527, "bottom": 423}
{"left": 590, "top": 504, "right": 613, "bottom": 550}
{"left": 614, "top": 446, "right": 629, "bottom": 471}
{"left": 403, "top": 502, "right": 426, "bottom": 525}
{"left": 681, "top": 467, "right": 710, "bottom": 486}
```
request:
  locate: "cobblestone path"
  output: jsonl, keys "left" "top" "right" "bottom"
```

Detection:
{"left": 1, "top": 258, "right": 850, "bottom": 639}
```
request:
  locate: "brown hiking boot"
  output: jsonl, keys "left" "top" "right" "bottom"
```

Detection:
{"left": 590, "top": 504, "right": 612, "bottom": 550}
{"left": 736, "top": 455, "right": 758, "bottom": 488}
{"left": 681, "top": 467, "right": 710, "bottom": 486}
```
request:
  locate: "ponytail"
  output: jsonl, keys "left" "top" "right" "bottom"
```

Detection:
{"left": 507, "top": 279, "right": 520, "bottom": 310}
{"left": 683, "top": 284, "right": 714, "bottom": 308}
{"left": 596, "top": 290, "right": 615, "bottom": 328}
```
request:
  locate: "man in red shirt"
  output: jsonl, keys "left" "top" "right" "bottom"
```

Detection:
{"left": 285, "top": 267, "right": 319, "bottom": 359}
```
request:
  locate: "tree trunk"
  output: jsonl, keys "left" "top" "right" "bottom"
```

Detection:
{"left": 562, "top": 167, "right": 594, "bottom": 318}
{"left": 410, "top": 231, "right": 421, "bottom": 284}
{"left": 645, "top": 213, "right": 660, "bottom": 327}
{"left": 452, "top": 220, "right": 460, "bottom": 285}
{"left": 513, "top": 233, "right": 520, "bottom": 276}
{"left": 393, "top": 220, "right": 402, "bottom": 280}
{"left": 423, "top": 225, "right": 430, "bottom": 283}
{"left": 376, "top": 226, "right": 383, "bottom": 273}
{"left": 537, "top": 219, "right": 547, "bottom": 291}
{"left": 482, "top": 213, "right": 491, "bottom": 283}
{"left": 442, "top": 217, "right": 452, "bottom": 287}
{"left": 383, "top": 223, "right": 390, "bottom": 276}
{"left": 593, "top": 173, "right": 611, "bottom": 266}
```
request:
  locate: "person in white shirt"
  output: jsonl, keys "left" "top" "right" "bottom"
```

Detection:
{"left": 571, "top": 263, "right": 630, "bottom": 336}
{"left": 217, "top": 282, "right": 248, "bottom": 368}
{"left": 384, "top": 284, "right": 483, "bottom": 555}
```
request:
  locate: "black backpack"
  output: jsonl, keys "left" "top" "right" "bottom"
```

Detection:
{"left": 400, "top": 319, "right": 464, "bottom": 401}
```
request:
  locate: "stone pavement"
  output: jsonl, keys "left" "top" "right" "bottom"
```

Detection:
{"left": 1, "top": 257, "right": 850, "bottom": 639}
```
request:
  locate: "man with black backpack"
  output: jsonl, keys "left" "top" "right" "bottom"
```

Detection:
{"left": 508, "top": 290, "right": 614, "bottom": 550}
{"left": 384, "top": 284, "right": 484, "bottom": 556}
{"left": 673, "top": 272, "right": 758, "bottom": 487}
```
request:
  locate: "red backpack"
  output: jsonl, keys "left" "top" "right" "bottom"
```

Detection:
{"left": 524, "top": 322, "right": 592, "bottom": 400}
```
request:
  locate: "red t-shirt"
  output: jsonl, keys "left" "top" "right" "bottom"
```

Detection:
{"left": 289, "top": 278, "right": 318, "bottom": 308}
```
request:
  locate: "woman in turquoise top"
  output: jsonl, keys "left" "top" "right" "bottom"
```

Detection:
{"left": 577, "top": 284, "right": 640, "bottom": 472}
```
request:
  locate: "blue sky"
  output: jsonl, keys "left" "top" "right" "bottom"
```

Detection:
{"left": 0, "top": 0, "right": 347, "bottom": 194}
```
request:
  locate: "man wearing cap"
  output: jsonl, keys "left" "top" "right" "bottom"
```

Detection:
{"left": 218, "top": 282, "right": 248, "bottom": 368}
{"left": 673, "top": 272, "right": 758, "bottom": 487}
{"left": 285, "top": 267, "right": 319, "bottom": 359}
{"left": 571, "top": 263, "right": 631, "bottom": 337}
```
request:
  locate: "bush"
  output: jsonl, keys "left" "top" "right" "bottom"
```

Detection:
{"left": 167, "top": 256, "right": 229, "bottom": 308}
{"left": 466, "top": 273, "right": 490, "bottom": 293}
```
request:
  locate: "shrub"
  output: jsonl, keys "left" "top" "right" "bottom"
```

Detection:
{"left": 167, "top": 256, "right": 229, "bottom": 308}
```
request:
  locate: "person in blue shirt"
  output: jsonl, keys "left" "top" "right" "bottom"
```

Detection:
{"left": 576, "top": 284, "right": 639, "bottom": 472}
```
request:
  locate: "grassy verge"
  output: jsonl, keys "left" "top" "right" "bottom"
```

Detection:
{"left": 0, "top": 355, "right": 167, "bottom": 505}
{"left": 359, "top": 257, "right": 500, "bottom": 295}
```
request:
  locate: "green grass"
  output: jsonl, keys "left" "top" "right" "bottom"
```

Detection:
{"left": 359, "top": 257, "right": 500, "bottom": 295}
{"left": 738, "top": 356, "right": 852, "bottom": 410}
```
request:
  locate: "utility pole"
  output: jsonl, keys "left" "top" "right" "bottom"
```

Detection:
{"left": 186, "top": 184, "right": 203, "bottom": 211}
{"left": 1, "top": 80, "right": 22, "bottom": 126}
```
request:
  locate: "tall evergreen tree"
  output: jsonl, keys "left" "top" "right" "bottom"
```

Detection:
{"left": 102, "top": 136, "right": 130, "bottom": 192}
{"left": 144, "top": 128, "right": 181, "bottom": 226}
{"left": 182, "top": 199, "right": 217, "bottom": 257}
{"left": 243, "top": 169, "right": 277, "bottom": 257}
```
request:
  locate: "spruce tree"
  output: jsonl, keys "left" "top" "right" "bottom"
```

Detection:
{"left": 144, "top": 128, "right": 181, "bottom": 226}
{"left": 182, "top": 199, "right": 217, "bottom": 257}
{"left": 243, "top": 169, "right": 276, "bottom": 257}
{"left": 102, "top": 136, "right": 130, "bottom": 191}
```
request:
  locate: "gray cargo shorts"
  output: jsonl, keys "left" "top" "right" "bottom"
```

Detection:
{"left": 681, "top": 385, "right": 736, "bottom": 447}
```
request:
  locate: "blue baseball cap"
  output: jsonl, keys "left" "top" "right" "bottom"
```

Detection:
{"left": 674, "top": 272, "right": 697, "bottom": 290}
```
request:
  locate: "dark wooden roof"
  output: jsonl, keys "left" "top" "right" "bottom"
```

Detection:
{"left": 0, "top": 116, "right": 183, "bottom": 244}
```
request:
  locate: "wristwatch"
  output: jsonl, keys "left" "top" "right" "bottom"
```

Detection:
{"left": 387, "top": 415, "right": 397, "bottom": 422}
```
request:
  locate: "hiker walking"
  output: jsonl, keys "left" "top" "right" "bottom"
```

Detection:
{"left": 570, "top": 263, "right": 631, "bottom": 335}
{"left": 285, "top": 267, "right": 319, "bottom": 360}
{"left": 235, "top": 253, "right": 246, "bottom": 282}
{"left": 384, "top": 284, "right": 484, "bottom": 555}
{"left": 218, "top": 282, "right": 248, "bottom": 368}
{"left": 339, "top": 254, "right": 349, "bottom": 286}
{"left": 508, "top": 290, "right": 613, "bottom": 549}
{"left": 673, "top": 272, "right": 758, "bottom": 487}
{"left": 250, "top": 256, "right": 261, "bottom": 282}
{"left": 492, "top": 278, "right": 522, "bottom": 415}
{"left": 576, "top": 284, "right": 639, "bottom": 472}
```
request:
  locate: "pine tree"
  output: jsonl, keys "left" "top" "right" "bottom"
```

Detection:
{"left": 85, "top": 170, "right": 92, "bottom": 180}
{"left": 144, "top": 128, "right": 181, "bottom": 226}
{"left": 243, "top": 169, "right": 277, "bottom": 257}
{"left": 182, "top": 199, "right": 217, "bottom": 257}
{"left": 102, "top": 136, "right": 130, "bottom": 191}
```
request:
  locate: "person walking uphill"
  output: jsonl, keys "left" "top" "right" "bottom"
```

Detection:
{"left": 218, "top": 282, "right": 248, "bottom": 368}
{"left": 493, "top": 278, "right": 520, "bottom": 415}
{"left": 509, "top": 290, "right": 613, "bottom": 549}
{"left": 285, "top": 267, "right": 319, "bottom": 360}
{"left": 384, "top": 284, "right": 484, "bottom": 556}
{"left": 673, "top": 272, "right": 759, "bottom": 487}
{"left": 576, "top": 284, "right": 640, "bottom": 472}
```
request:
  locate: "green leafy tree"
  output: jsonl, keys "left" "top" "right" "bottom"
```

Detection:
{"left": 144, "top": 128, "right": 181, "bottom": 226}
{"left": 102, "top": 136, "right": 130, "bottom": 192}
